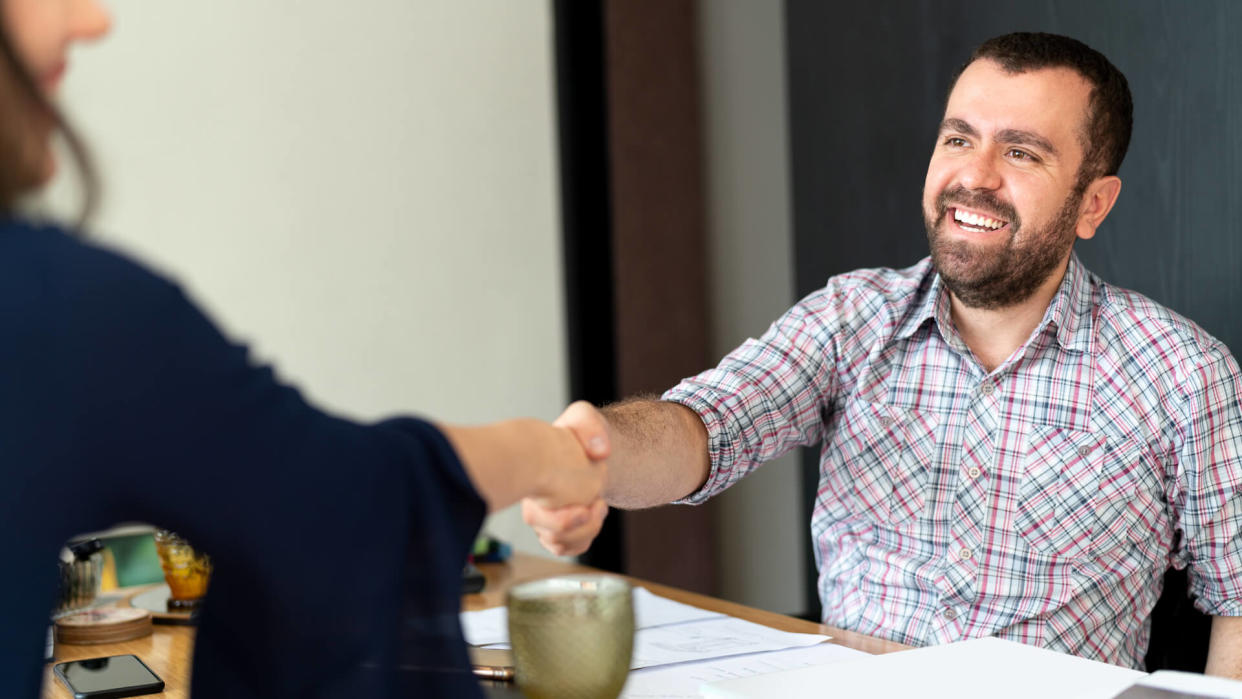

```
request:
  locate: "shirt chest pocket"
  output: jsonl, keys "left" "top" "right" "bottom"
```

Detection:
{"left": 1016, "top": 424, "right": 1161, "bottom": 561}
{"left": 837, "top": 401, "right": 942, "bottom": 523}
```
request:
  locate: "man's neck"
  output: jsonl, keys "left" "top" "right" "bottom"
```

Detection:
{"left": 949, "top": 257, "right": 1071, "bottom": 373}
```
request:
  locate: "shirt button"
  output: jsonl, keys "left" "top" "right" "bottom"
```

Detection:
{"left": 1078, "top": 445, "right": 1093, "bottom": 457}
{"left": 979, "top": 383, "right": 995, "bottom": 396}
{"left": 966, "top": 467, "right": 981, "bottom": 479}
{"left": 960, "top": 548, "right": 974, "bottom": 561}
{"left": 943, "top": 608, "right": 958, "bottom": 620}
{"left": 879, "top": 416, "right": 896, "bottom": 428}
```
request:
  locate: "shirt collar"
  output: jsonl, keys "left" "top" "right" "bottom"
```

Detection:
{"left": 1044, "top": 252, "right": 1094, "bottom": 353}
{"left": 894, "top": 259, "right": 944, "bottom": 342}
{"left": 895, "top": 253, "right": 1095, "bottom": 353}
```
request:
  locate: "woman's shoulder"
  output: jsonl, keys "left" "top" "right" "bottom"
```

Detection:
{"left": 0, "top": 216, "right": 182, "bottom": 306}
{"left": 0, "top": 217, "right": 202, "bottom": 359}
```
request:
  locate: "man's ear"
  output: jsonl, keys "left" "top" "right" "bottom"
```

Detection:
{"left": 1076, "top": 175, "right": 1122, "bottom": 241}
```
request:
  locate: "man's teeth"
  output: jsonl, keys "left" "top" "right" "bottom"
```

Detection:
{"left": 953, "top": 209, "right": 1005, "bottom": 231}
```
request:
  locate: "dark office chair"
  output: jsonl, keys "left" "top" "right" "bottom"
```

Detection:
{"left": 1144, "top": 567, "right": 1212, "bottom": 672}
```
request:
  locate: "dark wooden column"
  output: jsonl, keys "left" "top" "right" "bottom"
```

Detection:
{"left": 604, "top": 0, "right": 716, "bottom": 595}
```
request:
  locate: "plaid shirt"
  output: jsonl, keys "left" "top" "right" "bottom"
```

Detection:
{"left": 664, "top": 254, "right": 1242, "bottom": 669}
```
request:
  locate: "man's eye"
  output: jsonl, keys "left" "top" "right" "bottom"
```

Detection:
{"left": 943, "top": 137, "right": 968, "bottom": 148}
{"left": 1007, "top": 148, "right": 1037, "bottom": 162}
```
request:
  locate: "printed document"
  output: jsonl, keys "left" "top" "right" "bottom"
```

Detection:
{"left": 461, "top": 587, "right": 830, "bottom": 671}
{"left": 619, "top": 641, "right": 868, "bottom": 698}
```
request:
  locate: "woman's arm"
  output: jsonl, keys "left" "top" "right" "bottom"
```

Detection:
{"left": 438, "top": 415, "right": 607, "bottom": 514}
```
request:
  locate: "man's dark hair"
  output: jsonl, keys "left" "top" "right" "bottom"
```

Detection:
{"left": 952, "top": 32, "right": 1133, "bottom": 188}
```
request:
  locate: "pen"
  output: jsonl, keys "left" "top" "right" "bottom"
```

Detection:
{"left": 471, "top": 663, "right": 515, "bottom": 682}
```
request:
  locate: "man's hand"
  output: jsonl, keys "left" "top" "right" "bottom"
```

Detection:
{"left": 523, "top": 498, "right": 608, "bottom": 556}
{"left": 439, "top": 406, "right": 608, "bottom": 514}
{"left": 530, "top": 404, "right": 610, "bottom": 510}
{"left": 523, "top": 401, "right": 612, "bottom": 556}
{"left": 521, "top": 397, "right": 711, "bottom": 555}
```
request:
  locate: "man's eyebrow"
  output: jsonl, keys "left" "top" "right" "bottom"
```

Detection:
{"left": 939, "top": 118, "right": 977, "bottom": 137}
{"left": 996, "top": 128, "right": 1058, "bottom": 158}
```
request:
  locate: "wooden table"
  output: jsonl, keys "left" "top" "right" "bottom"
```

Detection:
{"left": 42, "top": 612, "right": 195, "bottom": 699}
{"left": 43, "top": 553, "right": 908, "bottom": 697}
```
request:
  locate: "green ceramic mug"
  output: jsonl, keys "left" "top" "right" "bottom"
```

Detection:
{"left": 506, "top": 575, "right": 635, "bottom": 699}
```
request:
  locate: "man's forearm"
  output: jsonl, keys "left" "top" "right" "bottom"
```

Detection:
{"left": 598, "top": 398, "right": 710, "bottom": 509}
{"left": 1206, "top": 614, "right": 1242, "bottom": 679}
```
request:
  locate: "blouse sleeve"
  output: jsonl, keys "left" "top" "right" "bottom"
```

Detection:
{"left": 49, "top": 242, "right": 486, "bottom": 696}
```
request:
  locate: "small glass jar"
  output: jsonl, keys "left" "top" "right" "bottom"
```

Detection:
{"left": 152, "top": 529, "right": 211, "bottom": 611}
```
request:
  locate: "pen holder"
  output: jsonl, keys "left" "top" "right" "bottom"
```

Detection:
{"left": 56, "top": 551, "right": 102, "bottom": 615}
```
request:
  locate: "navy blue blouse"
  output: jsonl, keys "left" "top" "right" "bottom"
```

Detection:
{"left": 0, "top": 218, "right": 486, "bottom": 697}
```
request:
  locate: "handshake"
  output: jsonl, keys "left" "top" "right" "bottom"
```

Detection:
{"left": 521, "top": 401, "right": 612, "bottom": 557}
{"left": 449, "top": 397, "right": 704, "bottom": 557}
{"left": 442, "top": 401, "right": 613, "bottom": 557}
{"left": 518, "top": 396, "right": 709, "bottom": 556}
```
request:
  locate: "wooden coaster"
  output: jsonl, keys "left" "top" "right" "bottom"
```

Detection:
{"left": 55, "top": 607, "right": 153, "bottom": 645}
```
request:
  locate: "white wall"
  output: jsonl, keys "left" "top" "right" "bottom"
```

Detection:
{"left": 699, "top": 1, "right": 807, "bottom": 614}
{"left": 42, "top": 0, "right": 567, "bottom": 554}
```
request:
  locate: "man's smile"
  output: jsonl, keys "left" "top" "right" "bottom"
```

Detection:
{"left": 949, "top": 206, "right": 1011, "bottom": 234}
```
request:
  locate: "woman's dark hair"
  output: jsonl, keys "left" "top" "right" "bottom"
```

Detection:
{"left": 952, "top": 32, "right": 1133, "bottom": 188}
{"left": 0, "top": 12, "right": 98, "bottom": 222}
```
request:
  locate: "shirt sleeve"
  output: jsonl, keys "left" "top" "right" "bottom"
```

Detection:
{"left": 662, "top": 289, "right": 843, "bottom": 505}
{"left": 52, "top": 248, "right": 487, "bottom": 696}
{"left": 1171, "top": 344, "right": 1242, "bottom": 617}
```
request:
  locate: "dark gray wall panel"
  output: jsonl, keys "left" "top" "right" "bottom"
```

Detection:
{"left": 787, "top": 0, "right": 1241, "bottom": 350}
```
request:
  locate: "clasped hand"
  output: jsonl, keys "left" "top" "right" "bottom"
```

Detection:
{"left": 524, "top": 401, "right": 611, "bottom": 556}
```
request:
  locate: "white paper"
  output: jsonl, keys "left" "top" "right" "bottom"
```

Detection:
{"left": 1134, "top": 670, "right": 1242, "bottom": 698}
{"left": 619, "top": 642, "right": 868, "bottom": 698}
{"left": 474, "top": 622, "right": 834, "bottom": 674}
{"left": 629, "top": 617, "right": 829, "bottom": 670}
{"left": 699, "top": 637, "right": 1146, "bottom": 699}
{"left": 460, "top": 605, "right": 507, "bottom": 646}
{"left": 460, "top": 588, "right": 723, "bottom": 647}
{"left": 632, "top": 588, "right": 725, "bottom": 628}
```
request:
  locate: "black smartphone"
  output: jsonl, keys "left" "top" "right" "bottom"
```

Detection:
{"left": 462, "top": 562, "right": 486, "bottom": 594}
{"left": 53, "top": 654, "right": 165, "bottom": 699}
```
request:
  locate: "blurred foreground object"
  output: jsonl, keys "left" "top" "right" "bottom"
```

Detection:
{"left": 507, "top": 575, "right": 634, "bottom": 698}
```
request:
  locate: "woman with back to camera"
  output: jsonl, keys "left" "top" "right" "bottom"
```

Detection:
{"left": 0, "top": 1, "right": 608, "bottom": 696}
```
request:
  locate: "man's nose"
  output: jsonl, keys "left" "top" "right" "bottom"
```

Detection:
{"left": 68, "top": 0, "right": 112, "bottom": 42}
{"left": 956, "top": 149, "right": 1003, "bottom": 191}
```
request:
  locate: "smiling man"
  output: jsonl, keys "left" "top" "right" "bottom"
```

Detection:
{"left": 524, "top": 33, "right": 1242, "bottom": 675}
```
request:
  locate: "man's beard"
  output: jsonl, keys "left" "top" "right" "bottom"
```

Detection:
{"left": 924, "top": 184, "right": 1082, "bottom": 310}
